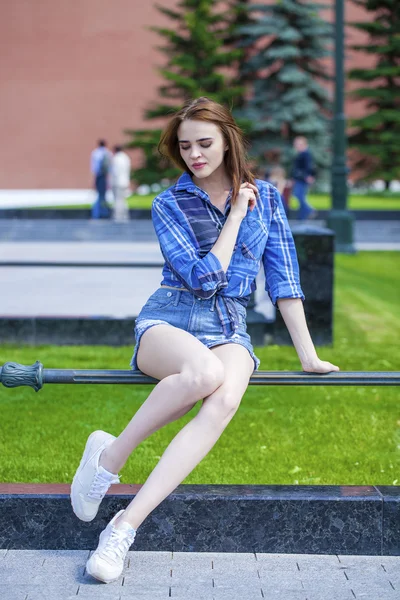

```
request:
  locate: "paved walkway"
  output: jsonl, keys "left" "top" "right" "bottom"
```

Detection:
{"left": 1, "top": 550, "right": 399, "bottom": 600}
{"left": 0, "top": 219, "right": 399, "bottom": 247}
{"left": 0, "top": 243, "right": 274, "bottom": 319}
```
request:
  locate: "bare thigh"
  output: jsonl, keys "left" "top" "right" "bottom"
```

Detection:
{"left": 137, "top": 324, "right": 224, "bottom": 381}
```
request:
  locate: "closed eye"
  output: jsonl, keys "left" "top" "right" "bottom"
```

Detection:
{"left": 180, "top": 143, "right": 212, "bottom": 150}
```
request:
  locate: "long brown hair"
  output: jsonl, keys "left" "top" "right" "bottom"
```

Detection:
{"left": 158, "top": 97, "right": 255, "bottom": 203}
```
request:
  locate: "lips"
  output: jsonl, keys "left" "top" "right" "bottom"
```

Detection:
{"left": 192, "top": 163, "right": 206, "bottom": 169}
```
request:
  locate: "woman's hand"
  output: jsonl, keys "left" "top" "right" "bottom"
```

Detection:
{"left": 230, "top": 182, "right": 259, "bottom": 220}
{"left": 302, "top": 358, "right": 340, "bottom": 373}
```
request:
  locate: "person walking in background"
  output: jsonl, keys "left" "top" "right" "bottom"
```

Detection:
{"left": 266, "top": 165, "right": 290, "bottom": 216}
{"left": 111, "top": 145, "right": 131, "bottom": 222}
{"left": 290, "top": 136, "right": 316, "bottom": 221}
{"left": 90, "top": 139, "right": 112, "bottom": 219}
{"left": 264, "top": 150, "right": 290, "bottom": 217}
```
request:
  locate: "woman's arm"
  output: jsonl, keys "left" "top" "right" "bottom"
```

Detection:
{"left": 210, "top": 212, "right": 243, "bottom": 272}
{"left": 277, "top": 298, "right": 339, "bottom": 373}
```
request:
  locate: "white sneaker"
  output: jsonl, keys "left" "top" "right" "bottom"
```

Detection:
{"left": 71, "top": 430, "right": 120, "bottom": 522}
{"left": 86, "top": 510, "right": 136, "bottom": 583}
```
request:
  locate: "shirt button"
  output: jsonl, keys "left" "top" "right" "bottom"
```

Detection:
{"left": 167, "top": 292, "right": 172, "bottom": 297}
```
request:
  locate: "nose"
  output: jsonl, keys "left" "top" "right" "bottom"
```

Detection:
{"left": 189, "top": 145, "right": 202, "bottom": 160}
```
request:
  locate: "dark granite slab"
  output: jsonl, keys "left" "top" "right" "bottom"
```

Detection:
{"left": 0, "top": 317, "right": 137, "bottom": 346}
{"left": 275, "top": 226, "right": 334, "bottom": 346}
{"left": 0, "top": 484, "right": 390, "bottom": 555}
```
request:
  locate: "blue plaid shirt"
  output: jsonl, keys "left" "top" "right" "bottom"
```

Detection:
{"left": 152, "top": 172, "right": 304, "bottom": 336}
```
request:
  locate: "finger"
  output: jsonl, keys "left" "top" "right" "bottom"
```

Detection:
{"left": 247, "top": 183, "right": 260, "bottom": 195}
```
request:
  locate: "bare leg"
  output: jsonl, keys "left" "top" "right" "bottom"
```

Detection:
{"left": 116, "top": 343, "right": 254, "bottom": 530}
{"left": 100, "top": 324, "right": 225, "bottom": 474}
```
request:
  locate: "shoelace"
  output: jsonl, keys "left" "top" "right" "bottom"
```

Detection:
{"left": 101, "top": 527, "right": 136, "bottom": 562}
{"left": 88, "top": 471, "right": 119, "bottom": 500}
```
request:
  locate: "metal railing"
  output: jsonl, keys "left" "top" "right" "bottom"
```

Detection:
{"left": 1, "top": 361, "right": 399, "bottom": 392}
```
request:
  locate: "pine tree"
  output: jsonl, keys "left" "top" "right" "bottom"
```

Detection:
{"left": 125, "top": 0, "right": 245, "bottom": 186}
{"left": 236, "top": 0, "right": 332, "bottom": 179}
{"left": 348, "top": 0, "right": 400, "bottom": 188}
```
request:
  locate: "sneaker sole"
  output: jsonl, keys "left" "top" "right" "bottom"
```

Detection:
{"left": 70, "top": 431, "right": 114, "bottom": 522}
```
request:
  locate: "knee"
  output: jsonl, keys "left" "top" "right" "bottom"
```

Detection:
{"left": 181, "top": 356, "right": 225, "bottom": 399}
{"left": 203, "top": 385, "right": 242, "bottom": 423}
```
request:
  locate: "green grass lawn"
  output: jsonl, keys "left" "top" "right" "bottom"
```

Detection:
{"left": 0, "top": 252, "right": 399, "bottom": 485}
{"left": 127, "top": 193, "right": 400, "bottom": 211}
{"left": 35, "top": 192, "right": 400, "bottom": 211}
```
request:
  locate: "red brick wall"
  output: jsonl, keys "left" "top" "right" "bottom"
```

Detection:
{"left": 0, "top": 0, "right": 374, "bottom": 188}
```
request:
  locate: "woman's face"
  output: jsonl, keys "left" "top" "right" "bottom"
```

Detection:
{"left": 177, "top": 119, "right": 227, "bottom": 179}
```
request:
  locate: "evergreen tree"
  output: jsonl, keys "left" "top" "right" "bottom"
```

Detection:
{"left": 236, "top": 0, "right": 332, "bottom": 179}
{"left": 348, "top": 0, "right": 400, "bottom": 188}
{"left": 125, "top": 0, "right": 244, "bottom": 186}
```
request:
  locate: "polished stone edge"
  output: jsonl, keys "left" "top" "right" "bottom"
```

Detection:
{"left": 0, "top": 209, "right": 398, "bottom": 221}
{"left": 0, "top": 484, "right": 397, "bottom": 555}
{"left": 0, "top": 483, "right": 381, "bottom": 499}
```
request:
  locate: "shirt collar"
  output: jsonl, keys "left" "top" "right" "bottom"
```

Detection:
{"left": 174, "top": 172, "right": 232, "bottom": 210}
{"left": 174, "top": 172, "right": 198, "bottom": 193}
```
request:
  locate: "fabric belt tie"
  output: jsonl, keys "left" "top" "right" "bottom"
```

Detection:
{"left": 215, "top": 295, "right": 248, "bottom": 337}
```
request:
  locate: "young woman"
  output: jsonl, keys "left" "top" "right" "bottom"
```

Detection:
{"left": 71, "top": 97, "right": 339, "bottom": 583}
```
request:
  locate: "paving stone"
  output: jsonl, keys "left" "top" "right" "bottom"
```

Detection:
{"left": 349, "top": 580, "right": 397, "bottom": 596}
{"left": 171, "top": 564, "right": 212, "bottom": 577}
{"left": 211, "top": 552, "right": 257, "bottom": 564}
{"left": 212, "top": 590, "right": 273, "bottom": 600}
{"left": 4, "top": 585, "right": 80, "bottom": 600}
{"left": 122, "top": 569, "right": 172, "bottom": 586}
{"left": 169, "top": 584, "right": 213, "bottom": 599}
{"left": 300, "top": 570, "right": 350, "bottom": 586}
{"left": 258, "top": 573, "right": 305, "bottom": 591}
{"left": 170, "top": 572, "right": 211, "bottom": 585}
{"left": 256, "top": 553, "right": 311, "bottom": 565}
{"left": 296, "top": 554, "right": 343, "bottom": 571}
{"left": 0, "top": 585, "right": 32, "bottom": 600}
{"left": 213, "top": 576, "right": 262, "bottom": 588}
{"left": 27, "top": 590, "right": 81, "bottom": 600}
{"left": 305, "top": 592, "right": 355, "bottom": 600}
{"left": 0, "top": 566, "right": 38, "bottom": 585}
{"left": 257, "top": 563, "right": 302, "bottom": 577}
{"left": 338, "top": 555, "right": 398, "bottom": 569}
{"left": 120, "top": 588, "right": 171, "bottom": 600}
{"left": 170, "top": 552, "right": 214, "bottom": 568}
{"left": 76, "top": 582, "right": 123, "bottom": 598}
{"left": 128, "top": 551, "right": 173, "bottom": 566}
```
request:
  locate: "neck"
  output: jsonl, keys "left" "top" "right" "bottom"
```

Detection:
{"left": 193, "top": 164, "right": 231, "bottom": 197}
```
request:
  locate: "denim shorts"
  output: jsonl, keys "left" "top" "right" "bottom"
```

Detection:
{"left": 130, "top": 287, "right": 260, "bottom": 372}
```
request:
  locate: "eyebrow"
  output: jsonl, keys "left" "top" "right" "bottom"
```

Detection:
{"left": 178, "top": 137, "right": 214, "bottom": 143}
